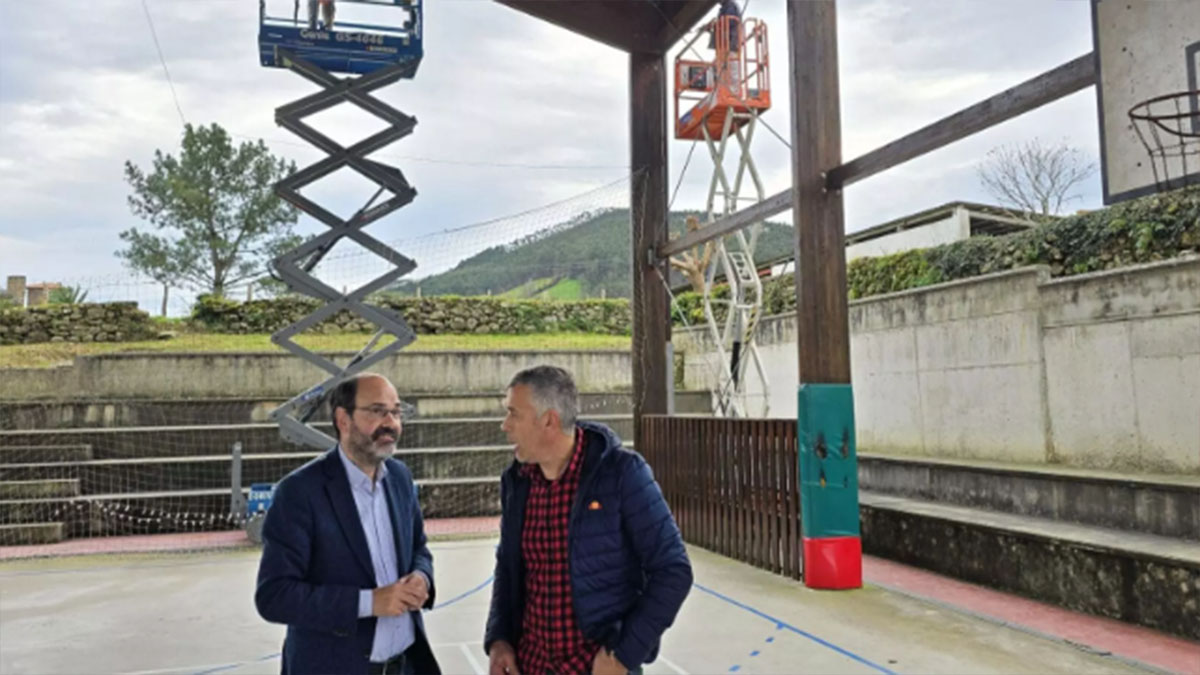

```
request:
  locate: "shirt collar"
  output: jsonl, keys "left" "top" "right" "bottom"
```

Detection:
{"left": 338, "top": 444, "right": 388, "bottom": 493}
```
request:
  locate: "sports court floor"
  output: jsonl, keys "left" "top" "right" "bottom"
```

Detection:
{"left": 1, "top": 537, "right": 1196, "bottom": 674}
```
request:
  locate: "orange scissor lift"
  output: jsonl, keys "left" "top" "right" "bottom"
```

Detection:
{"left": 675, "top": 14, "right": 772, "bottom": 418}
{"left": 675, "top": 15, "right": 771, "bottom": 142}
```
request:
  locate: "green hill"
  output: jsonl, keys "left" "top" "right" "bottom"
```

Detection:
{"left": 390, "top": 209, "right": 794, "bottom": 299}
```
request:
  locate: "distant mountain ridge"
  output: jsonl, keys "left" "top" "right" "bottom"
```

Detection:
{"left": 389, "top": 208, "right": 794, "bottom": 299}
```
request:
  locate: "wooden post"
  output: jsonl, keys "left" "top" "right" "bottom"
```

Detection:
{"left": 630, "top": 50, "right": 670, "bottom": 452}
{"left": 788, "top": 0, "right": 861, "bottom": 590}
{"left": 788, "top": 0, "right": 849, "bottom": 383}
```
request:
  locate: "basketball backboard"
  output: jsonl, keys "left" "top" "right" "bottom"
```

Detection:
{"left": 1091, "top": 0, "right": 1200, "bottom": 203}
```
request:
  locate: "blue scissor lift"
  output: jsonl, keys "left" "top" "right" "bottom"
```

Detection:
{"left": 258, "top": 0, "right": 423, "bottom": 75}
{"left": 246, "top": 1, "right": 425, "bottom": 540}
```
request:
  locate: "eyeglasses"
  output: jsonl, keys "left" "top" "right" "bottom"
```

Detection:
{"left": 351, "top": 405, "right": 405, "bottom": 421}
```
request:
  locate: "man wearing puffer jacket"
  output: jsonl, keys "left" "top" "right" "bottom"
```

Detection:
{"left": 485, "top": 365, "right": 693, "bottom": 675}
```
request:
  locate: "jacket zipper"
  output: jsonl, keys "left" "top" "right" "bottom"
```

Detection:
{"left": 567, "top": 431, "right": 607, "bottom": 644}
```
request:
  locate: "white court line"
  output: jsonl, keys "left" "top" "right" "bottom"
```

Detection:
{"left": 431, "top": 641, "right": 481, "bottom": 648}
{"left": 121, "top": 652, "right": 280, "bottom": 675}
{"left": 122, "top": 663, "right": 245, "bottom": 675}
{"left": 659, "top": 655, "right": 689, "bottom": 675}
{"left": 459, "top": 643, "right": 486, "bottom": 675}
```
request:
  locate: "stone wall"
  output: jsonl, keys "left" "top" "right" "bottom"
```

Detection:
{"left": 192, "top": 295, "right": 632, "bottom": 335}
{"left": 0, "top": 303, "right": 155, "bottom": 346}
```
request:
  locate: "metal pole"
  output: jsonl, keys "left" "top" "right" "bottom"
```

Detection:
{"left": 231, "top": 441, "right": 244, "bottom": 515}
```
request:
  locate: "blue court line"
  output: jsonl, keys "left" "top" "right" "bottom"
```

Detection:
{"left": 432, "top": 575, "right": 493, "bottom": 610}
{"left": 692, "top": 583, "right": 896, "bottom": 675}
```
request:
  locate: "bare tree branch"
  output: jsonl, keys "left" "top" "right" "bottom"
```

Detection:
{"left": 977, "top": 138, "right": 1096, "bottom": 223}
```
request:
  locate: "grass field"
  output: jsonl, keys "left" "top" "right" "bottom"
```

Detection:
{"left": 0, "top": 332, "right": 631, "bottom": 369}
{"left": 496, "top": 277, "right": 584, "bottom": 300}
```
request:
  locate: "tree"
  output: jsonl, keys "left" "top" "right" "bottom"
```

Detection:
{"left": 48, "top": 285, "right": 88, "bottom": 305}
{"left": 118, "top": 123, "right": 301, "bottom": 301}
{"left": 668, "top": 215, "right": 716, "bottom": 293}
{"left": 977, "top": 139, "right": 1096, "bottom": 222}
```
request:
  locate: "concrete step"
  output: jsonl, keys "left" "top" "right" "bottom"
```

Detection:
{"left": 860, "top": 491, "right": 1200, "bottom": 641}
{"left": 0, "top": 393, "right": 711, "bottom": 429}
{"left": 0, "top": 522, "right": 65, "bottom": 546}
{"left": 0, "top": 478, "right": 499, "bottom": 534}
{"left": 859, "top": 453, "right": 1200, "bottom": 540}
{"left": 0, "top": 416, "right": 634, "bottom": 459}
{"left": 0, "top": 445, "right": 94, "bottom": 464}
{"left": 0, "top": 446, "right": 517, "bottom": 491}
{"left": 0, "top": 479, "right": 80, "bottom": 499}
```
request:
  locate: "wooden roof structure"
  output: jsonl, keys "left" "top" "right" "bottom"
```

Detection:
{"left": 495, "top": 1, "right": 1093, "bottom": 456}
{"left": 495, "top": 1, "right": 718, "bottom": 53}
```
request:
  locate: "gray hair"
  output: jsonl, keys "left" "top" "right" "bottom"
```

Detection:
{"left": 507, "top": 365, "right": 578, "bottom": 431}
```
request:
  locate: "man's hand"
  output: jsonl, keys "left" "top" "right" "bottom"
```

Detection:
{"left": 399, "top": 572, "right": 429, "bottom": 609}
{"left": 372, "top": 574, "right": 427, "bottom": 617}
{"left": 488, "top": 640, "right": 520, "bottom": 675}
{"left": 592, "top": 648, "right": 628, "bottom": 675}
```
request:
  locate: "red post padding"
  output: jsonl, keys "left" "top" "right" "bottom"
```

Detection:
{"left": 802, "top": 536, "right": 862, "bottom": 589}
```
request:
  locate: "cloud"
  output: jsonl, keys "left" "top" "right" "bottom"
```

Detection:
{"left": 0, "top": 0, "right": 1105, "bottom": 296}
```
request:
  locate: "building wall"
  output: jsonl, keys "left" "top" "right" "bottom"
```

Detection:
{"left": 845, "top": 207, "right": 970, "bottom": 261}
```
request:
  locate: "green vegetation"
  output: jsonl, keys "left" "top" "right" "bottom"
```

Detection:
{"left": 389, "top": 208, "right": 795, "bottom": 299}
{"left": 843, "top": 185, "right": 1199, "bottom": 299}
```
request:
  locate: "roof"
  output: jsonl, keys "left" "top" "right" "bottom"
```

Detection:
{"left": 667, "top": 201, "right": 1048, "bottom": 293}
{"left": 846, "top": 201, "right": 1046, "bottom": 245}
{"left": 494, "top": 1, "right": 718, "bottom": 53}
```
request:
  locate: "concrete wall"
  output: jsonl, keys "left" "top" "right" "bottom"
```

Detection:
{"left": 0, "top": 350, "right": 634, "bottom": 400}
{"left": 680, "top": 257, "right": 1200, "bottom": 473}
{"left": 1039, "top": 258, "right": 1200, "bottom": 472}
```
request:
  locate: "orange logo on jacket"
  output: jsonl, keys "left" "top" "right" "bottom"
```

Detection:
{"left": 588, "top": 500, "right": 602, "bottom": 511}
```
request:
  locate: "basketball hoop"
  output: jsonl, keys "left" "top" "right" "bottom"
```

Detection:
{"left": 1128, "top": 90, "right": 1200, "bottom": 193}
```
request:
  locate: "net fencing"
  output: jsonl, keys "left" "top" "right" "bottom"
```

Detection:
{"left": 0, "top": 174, "right": 671, "bottom": 550}
{"left": 0, "top": 169, "right": 794, "bottom": 552}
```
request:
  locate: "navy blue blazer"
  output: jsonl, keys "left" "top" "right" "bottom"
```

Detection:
{"left": 255, "top": 448, "right": 440, "bottom": 675}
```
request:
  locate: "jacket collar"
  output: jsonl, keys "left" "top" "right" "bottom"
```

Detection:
{"left": 506, "top": 421, "right": 624, "bottom": 484}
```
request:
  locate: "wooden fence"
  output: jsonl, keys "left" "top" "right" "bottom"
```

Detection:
{"left": 641, "top": 415, "right": 803, "bottom": 579}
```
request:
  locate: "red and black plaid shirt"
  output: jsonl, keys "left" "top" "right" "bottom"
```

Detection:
{"left": 517, "top": 429, "right": 601, "bottom": 675}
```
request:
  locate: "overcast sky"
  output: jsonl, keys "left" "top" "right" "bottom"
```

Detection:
{"left": 0, "top": 0, "right": 1101, "bottom": 303}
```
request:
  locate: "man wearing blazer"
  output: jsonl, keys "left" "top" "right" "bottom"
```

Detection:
{"left": 256, "top": 373, "right": 441, "bottom": 675}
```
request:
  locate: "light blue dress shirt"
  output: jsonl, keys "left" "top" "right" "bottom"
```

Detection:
{"left": 338, "top": 448, "right": 417, "bottom": 662}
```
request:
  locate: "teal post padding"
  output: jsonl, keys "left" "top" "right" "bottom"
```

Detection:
{"left": 798, "top": 383, "right": 860, "bottom": 538}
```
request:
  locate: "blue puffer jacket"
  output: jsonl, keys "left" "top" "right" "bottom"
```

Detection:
{"left": 484, "top": 421, "right": 693, "bottom": 670}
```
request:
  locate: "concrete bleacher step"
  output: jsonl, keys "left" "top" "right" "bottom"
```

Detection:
{"left": 0, "top": 522, "right": 65, "bottom": 546}
{"left": 858, "top": 453, "right": 1200, "bottom": 540}
{"left": 0, "top": 416, "right": 634, "bottom": 459}
{"left": 0, "top": 393, "right": 710, "bottom": 430}
{"left": 0, "top": 445, "right": 94, "bottom": 464}
{"left": 859, "top": 491, "right": 1200, "bottom": 641}
{"left": 0, "top": 446, "right": 516, "bottom": 491}
{"left": 0, "top": 477, "right": 499, "bottom": 534}
{"left": 0, "top": 479, "right": 80, "bottom": 499}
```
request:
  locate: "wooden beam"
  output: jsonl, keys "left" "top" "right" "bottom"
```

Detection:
{"left": 653, "top": 53, "right": 1097, "bottom": 260}
{"left": 494, "top": 0, "right": 662, "bottom": 53}
{"left": 658, "top": 189, "right": 791, "bottom": 258}
{"left": 654, "top": 0, "right": 720, "bottom": 50}
{"left": 630, "top": 51, "right": 671, "bottom": 449}
{"left": 826, "top": 53, "right": 1096, "bottom": 190}
{"left": 789, "top": 0, "right": 850, "bottom": 384}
